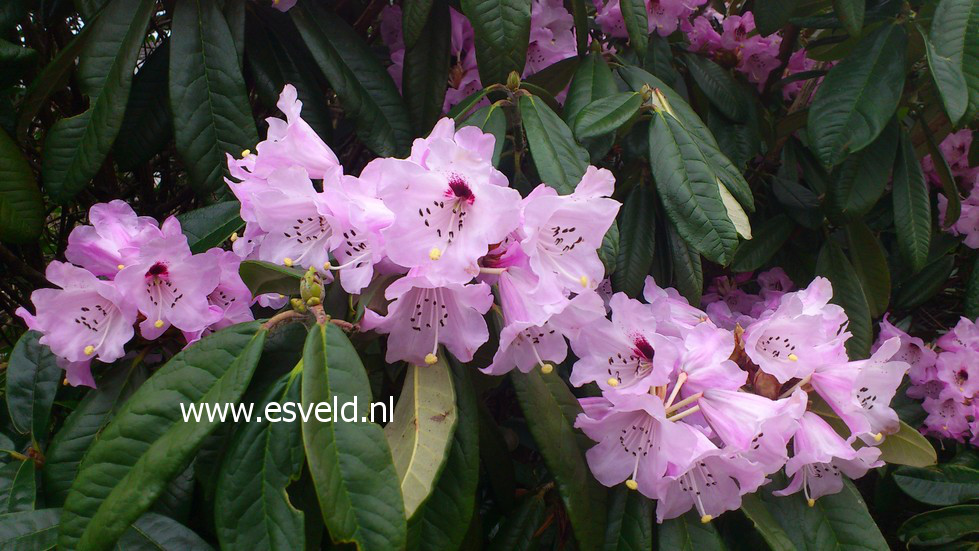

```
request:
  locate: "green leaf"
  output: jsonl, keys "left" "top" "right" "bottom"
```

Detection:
{"left": 845, "top": 221, "right": 891, "bottom": 318}
{"left": 893, "top": 465, "right": 979, "bottom": 506}
{"left": 301, "top": 323, "right": 406, "bottom": 551}
{"left": 810, "top": 398, "right": 937, "bottom": 467}
{"left": 816, "top": 239, "right": 872, "bottom": 359}
{"left": 170, "top": 0, "right": 258, "bottom": 195}
{"left": 402, "top": 0, "right": 435, "bottom": 49}
{"left": 573, "top": 92, "right": 642, "bottom": 140}
{"left": 924, "top": 0, "right": 979, "bottom": 124}
{"left": 807, "top": 24, "right": 907, "bottom": 167}
{"left": 602, "top": 487, "right": 652, "bottom": 551}
{"left": 892, "top": 127, "right": 932, "bottom": 272}
{"left": 177, "top": 201, "right": 244, "bottom": 254}
{"left": 658, "top": 511, "right": 727, "bottom": 550}
{"left": 43, "top": 361, "right": 148, "bottom": 506}
{"left": 967, "top": 256, "right": 979, "bottom": 320}
{"left": 403, "top": 1, "right": 450, "bottom": 135}
{"left": 682, "top": 53, "right": 747, "bottom": 122}
{"left": 707, "top": 103, "right": 761, "bottom": 170}
{"left": 510, "top": 369, "right": 607, "bottom": 551}
{"left": 519, "top": 94, "right": 589, "bottom": 195}
{"left": 833, "top": 0, "right": 865, "bottom": 36}
{"left": 613, "top": 184, "right": 656, "bottom": 298}
{"left": 618, "top": 0, "right": 648, "bottom": 60}
{"left": 113, "top": 41, "right": 173, "bottom": 172}
{"left": 0, "top": 509, "right": 60, "bottom": 549}
{"left": 0, "top": 127, "right": 42, "bottom": 245}
{"left": 459, "top": 104, "right": 507, "bottom": 167}
{"left": 564, "top": 52, "right": 619, "bottom": 125}
{"left": 119, "top": 512, "right": 214, "bottom": 550}
{"left": 215, "top": 371, "right": 304, "bottom": 550}
{"left": 894, "top": 254, "right": 956, "bottom": 310}
{"left": 731, "top": 215, "right": 795, "bottom": 273}
{"left": 740, "top": 494, "right": 797, "bottom": 551}
{"left": 921, "top": 119, "right": 961, "bottom": 228}
{"left": 385, "top": 358, "right": 457, "bottom": 519}
{"left": 600, "top": 222, "right": 620, "bottom": 277}
{"left": 570, "top": 0, "right": 588, "bottom": 55}
{"left": 58, "top": 322, "right": 266, "bottom": 551}
{"left": 754, "top": 0, "right": 800, "bottom": 36}
{"left": 667, "top": 221, "right": 704, "bottom": 307}
{"left": 460, "top": 0, "right": 531, "bottom": 84}
{"left": 487, "top": 493, "right": 546, "bottom": 551}
{"left": 291, "top": 4, "right": 411, "bottom": 156}
{"left": 899, "top": 505, "right": 979, "bottom": 547}
{"left": 5, "top": 331, "right": 60, "bottom": 439}
{"left": 406, "top": 359, "right": 479, "bottom": 551}
{"left": 648, "top": 111, "right": 739, "bottom": 265}
{"left": 0, "top": 459, "right": 36, "bottom": 513}
{"left": 238, "top": 260, "right": 303, "bottom": 297}
{"left": 827, "top": 117, "right": 898, "bottom": 221}
{"left": 41, "top": 0, "right": 155, "bottom": 203}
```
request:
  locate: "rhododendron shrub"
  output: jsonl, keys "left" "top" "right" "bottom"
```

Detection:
{"left": 1, "top": 0, "right": 977, "bottom": 549}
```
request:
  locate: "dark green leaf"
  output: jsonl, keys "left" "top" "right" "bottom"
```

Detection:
{"left": 667, "top": 221, "right": 704, "bottom": 307}
{"left": 740, "top": 494, "right": 797, "bottom": 551}
{"left": 833, "top": 0, "right": 865, "bottom": 36}
{"left": 899, "top": 505, "right": 979, "bottom": 547}
{"left": 773, "top": 147, "right": 824, "bottom": 229}
{"left": 215, "top": 371, "right": 304, "bottom": 550}
{"left": 682, "top": 53, "right": 747, "bottom": 122}
{"left": 119, "top": 512, "right": 214, "bottom": 550}
{"left": 707, "top": 103, "right": 761, "bottom": 170}
{"left": 894, "top": 254, "right": 955, "bottom": 310}
{"left": 573, "top": 92, "right": 642, "bottom": 140}
{"left": 0, "top": 508, "right": 60, "bottom": 549}
{"left": 114, "top": 42, "right": 173, "bottom": 172}
{"left": 618, "top": 0, "right": 648, "bottom": 60}
{"left": 5, "top": 331, "right": 60, "bottom": 439}
{"left": 816, "top": 240, "right": 872, "bottom": 358}
{"left": 510, "top": 369, "right": 607, "bottom": 551}
{"left": 238, "top": 260, "right": 303, "bottom": 297}
{"left": 613, "top": 184, "right": 656, "bottom": 297}
{"left": 58, "top": 323, "right": 266, "bottom": 550}
{"left": 487, "top": 493, "right": 545, "bottom": 551}
{"left": 565, "top": 53, "right": 618, "bottom": 125}
{"left": 170, "top": 0, "right": 258, "bottom": 195}
{"left": 402, "top": 0, "right": 435, "bottom": 49}
{"left": 807, "top": 24, "right": 907, "bottom": 167}
{"left": 177, "top": 201, "right": 244, "bottom": 254}
{"left": 731, "top": 215, "right": 795, "bottom": 273}
{"left": 460, "top": 0, "right": 531, "bottom": 84}
{"left": 921, "top": 119, "right": 961, "bottom": 228}
{"left": 892, "top": 127, "right": 932, "bottom": 272}
{"left": 658, "top": 511, "right": 726, "bottom": 550}
{"left": 924, "top": 0, "right": 979, "bottom": 124}
{"left": 894, "top": 465, "right": 979, "bottom": 506}
{"left": 845, "top": 221, "right": 891, "bottom": 318}
{"left": 301, "top": 323, "right": 406, "bottom": 550}
{"left": 403, "top": 1, "right": 450, "bottom": 135}
{"left": 0, "top": 460, "right": 36, "bottom": 513}
{"left": 600, "top": 222, "right": 620, "bottom": 277}
{"left": 966, "top": 256, "right": 979, "bottom": 320}
{"left": 754, "top": 0, "right": 800, "bottom": 36}
{"left": 603, "top": 487, "right": 652, "bottom": 551}
{"left": 0, "top": 39, "right": 37, "bottom": 89}
{"left": 291, "top": 4, "right": 412, "bottom": 156}
{"left": 827, "top": 117, "right": 898, "bottom": 221}
{"left": 519, "top": 94, "right": 589, "bottom": 195}
{"left": 41, "top": 0, "right": 155, "bottom": 203}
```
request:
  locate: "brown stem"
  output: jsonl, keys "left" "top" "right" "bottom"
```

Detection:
{"left": 262, "top": 309, "right": 306, "bottom": 330}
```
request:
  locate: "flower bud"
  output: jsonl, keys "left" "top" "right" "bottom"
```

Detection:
{"left": 300, "top": 267, "right": 323, "bottom": 303}
{"left": 506, "top": 71, "right": 521, "bottom": 92}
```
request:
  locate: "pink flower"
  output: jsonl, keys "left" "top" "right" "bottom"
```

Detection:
{"left": 739, "top": 389, "right": 808, "bottom": 474}
{"left": 922, "top": 130, "right": 979, "bottom": 187}
{"left": 938, "top": 191, "right": 979, "bottom": 249}
{"left": 270, "top": 0, "right": 296, "bottom": 12}
{"left": 682, "top": 11, "right": 723, "bottom": 52}
{"left": 875, "top": 315, "right": 937, "bottom": 385}
{"left": 361, "top": 274, "right": 493, "bottom": 365}
{"left": 775, "top": 412, "right": 883, "bottom": 504}
{"left": 697, "top": 388, "right": 787, "bottom": 450}
{"left": 673, "top": 322, "right": 746, "bottom": 396}
{"left": 65, "top": 200, "right": 159, "bottom": 278}
{"left": 936, "top": 317, "right": 979, "bottom": 352}
{"left": 115, "top": 217, "right": 221, "bottom": 340}
{"left": 643, "top": 277, "right": 708, "bottom": 334}
{"left": 922, "top": 397, "right": 972, "bottom": 440}
{"left": 596, "top": 0, "right": 709, "bottom": 39}
{"left": 525, "top": 0, "right": 578, "bottom": 76}
{"left": 17, "top": 261, "right": 136, "bottom": 369}
{"left": 934, "top": 350, "right": 979, "bottom": 403}
{"left": 183, "top": 249, "right": 255, "bottom": 343}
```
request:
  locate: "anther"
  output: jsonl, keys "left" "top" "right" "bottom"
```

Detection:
{"left": 579, "top": 275, "right": 589, "bottom": 287}
{"left": 230, "top": 232, "right": 238, "bottom": 243}
{"left": 540, "top": 363, "right": 554, "bottom": 374}
{"left": 872, "top": 432, "right": 882, "bottom": 442}
{"left": 84, "top": 345, "right": 95, "bottom": 355}
{"left": 807, "top": 498, "right": 815, "bottom": 507}
{"left": 607, "top": 377, "right": 619, "bottom": 387}
{"left": 429, "top": 248, "right": 442, "bottom": 261}
{"left": 425, "top": 353, "right": 438, "bottom": 365}
{"left": 701, "top": 514, "right": 713, "bottom": 524}
{"left": 117, "top": 264, "right": 125, "bottom": 270}
{"left": 323, "top": 262, "right": 332, "bottom": 271}
{"left": 154, "top": 320, "right": 164, "bottom": 329}
{"left": 625, "top": 479, "right": 638, "bottom": 490}
{"left": 788, "top": 353, "right": 799, "bottom": 361}
{"left": 283, "top": 257, "right": 294, "bottom": 267}
{"left": 241, "top": 148, "right": 251, "bottom": 157}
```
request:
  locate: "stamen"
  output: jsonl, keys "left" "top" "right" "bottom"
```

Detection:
{"left": 666, "top": 405, "right": 700, "bottom": 422}
{"left": 84, "top": 345, "right": 95, "bottom": 355}
{"left": 540, "top": 364, "right": 554, "bottom": 374}
{"left": 701, "top": 515, "right": 713, "bottom": 523}
{"left": 579, "top": 275, "right": 589, "bottom": 287}
{"left": 230, "top": 232, "right": 238, "bottom": 242}
{"left": 479, "top": 267, "right": 507, "bottom": 275}
{"left": 154, "top": 319, "right": 164, "bottom": 328}
{"left": 425, "top": 353, "right": 438, "bottom": 365}
{"left": 283, "top": 257, "right": 293, "bottom": 267}
{"left": 429, "top": 248, "right": 442, "bottom": 261}
{"left": 788, "top": 353, "right": 799, "bottom": 361}
{"left": 665, "top": 392, "right": 702, "bottom": 415}
{"left": 241, "top": 148, "right": 251, "bottom": 157}
{"left": 607, "top": 377, "right": 620, "bottom": 387}
{"left": 872, "top": 432, "right": 882, "bottom": 442}
{"left": 117, "top": 264, "right": 125, "bottom": 270}
{"left": 625, "top": 479, "right": 638, "bottom": 490}
{"left": 664, "top": 372, "right": 688, "bottom": 409}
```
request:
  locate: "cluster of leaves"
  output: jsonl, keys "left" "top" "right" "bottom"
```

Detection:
{"left": 0, "top": 0, "right": 977, "bottom": 549}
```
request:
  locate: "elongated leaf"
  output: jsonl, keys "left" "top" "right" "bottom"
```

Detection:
{"left": 170, "top": 0, "right": 258, "bottom": 195}
{"left": 0, "top": 460, "right": 36, "bottom": 513}
{"left": 302, "top": 323, "right": 406, "bottom": 551}
{"left": 682, "top": 53, "right": 747, "bottom": 122}
{"left": 658, "top": 511, "right": 727, "bottom": 550}
{"left": 845, "top": 222, "right": 891, "bottom": 318}
{"left": 406, "top": 359, "right": 479, "bottom": 551}
{"left": 114, "top": 42, "right": 173, "bottom": 172}
{"left": 511, "top": 369, "right": 606, "bottom": 551}
{"left": 603, "top": 487, "right": 652, "bottom": 551}
{"left": 894, "top": 465, "right": 979, "bottom": 506}
{"left": 740, "top": 494, "right": 797, "bottom": 551}
{"left": 807, "top": 24, "right": 907, "bottom": 167}
{"left": 460, "top": 0, "right": 531, "bottom": 84}
{"left": 0, "top": 128, "right": 43, "bottom": 244}
{"left": 519, "top": 94, "right": 588, "bottom": 195}
{"left": 5, "top": 331, "right": 60, "bottom": 439}
{"left": 833, "top": 0, "right": 865, "bottom": 36}
{"left": 119, "top": 513, "right": 213, "bottom": 550}
{"left": 564, "top": 52, "right": 618, "bottom": 125}
{"left": 754, "top": 0, "right": 799, "bottom": 36}
{"left": 925, "top": 0, "right": 979, "bottom": 124}
{"left": 403, "top": 2, "right": 450, "bottom": 135}
{"left": 894, "top": 254, "right": 956, "bottom": 310}
{"left": 574, "top": 92, "right": 642, "bottom": 140}
{"left": 292, "top": 4, "right": 411, "bottom": 156}
{"left": 967, "top": 256, "right": 979, "bottom": 320}
{"left": 922, "top": 120, "right": 961, "bottom": 228}
{"left": 827, "top": 117, "right": 898, "bottom": 221}
{"left": 41, "top": 0, "right": 155, "bottom": 203}
{"left": 385, "top": 359, "right": 457, "bottom": 519}
{"left": 488, "top": 493, "right": 545, "bottom": 551}
{"left": 58, "top": 323, "right": 266, "bottom": 551}
{"left": 892, "top": 127, "right": 932, "bottom": 272}
{"left": 215, "top": 371, "right": 304, "bottom": 550}
{"left": 600, "top": 222, "right": 620, "bottom": 277}
{"left": 402, "top": 0, "right": 435, "bottom": 49}
{"left": 899, "top": 505, "right": 979, "bottom": 547}
{"left": 731, "top": 215, "right": 795, "bottom": 273}
{"left": 648, "top": 111, "right": 739, "bottom": 265}
{"left": 613, "top": 184, "right": 656, "bottom": 297}
{"left": 0, "top": 508, "right": 60, "bottom": 549}
{"left": 238, "top": 260, "right": 303, "bottom": 297}
{"left": 177, "top": 201, "right": 244, "bottom": 254}
{"left": 618, "top": 0, "right": 648, "bottom": 60}
{"left": 816, "top": 240, "right": 872, "bottom": 359}
{"left": 667, "top": 221, "right": 704, "bottom": 307}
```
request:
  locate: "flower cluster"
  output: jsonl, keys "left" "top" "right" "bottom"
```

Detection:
{"left": 683, "top": 8, "right": 782, "bottom": 89}
{"left": 16, "top": 203, "right": 254, "bottom": 387}
{"left": 880, "top": 316, "right": 979, "bottom": 445}
{"left": 934, "top": 131, "right": 979, "bottom": 248}
{"left": 382, "top": 0, "right": 578, "bottom": 111}
{"left": 595, "top": 0, "right": 709, "bottom": 39}
{"left": 572, "top": 270, "right": 910, "bottom": 523}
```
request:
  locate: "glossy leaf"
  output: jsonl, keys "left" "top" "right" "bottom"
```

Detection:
{"left": 613, "top": 184, "right": 656, "bottom": 298}
{"left": 291, "top": 4, "right": 412, "bottom": 156}
{"left": 816, "top": 240, "right": 872, "bottom": 359}
{"left": 833, "top": 0, "right": 865, "bottom": 36}
{"left": 487, "top": 493, "right": 545, "bottom": 551}
{"left": 658, "top": 511, "right": 727, "bottom": 550}
{"left": 827, "top": 117, "right": 898, "bottom": 221}
{"left": 0, "top": 508, "right": 60, "bottom": 549}
{"left": 519, "top": 94, "right": 589, "bottom": 195}
{"left": 668, "top": 221, "right": 704, "bottom": 307}
{"left": 0, "top": 459, "right": 36, "bottom": 513}
{"left": 0, "top": 128, "right": 43, "bottom": 244}
{"left": 573, "top": 92, "right": 642, "bottom": 140}
{"left": 899, "top": 505, "right": 979, "bottom": 547}
{"left": 238, "top": 260, "right": 304, "bottom": 297}
{"left": 922, "top": 119, "right": 961, "bottom": 228}
{"left": 731, "top": 215, "right": 795, "bottom": 273}
{"left": 740, "top": 494, "right": 797, "bottom": 551}
{"left": 564, "top": 52, "right": 619, "bottom": 125}
{"left": 5, "top": 331, "right": 60, "bottom": 439}
{"left": 682, "top": 53, "right": 747, "bottom": 122}
{"left": 177, "top": 201, "right": 244, "bottom": 254}
{"left": 460, "top": 0, "right": 531, "bottom": 84}
{"left": 807, "top": 24, "right": 907, "bottom": 167}
{"left": 755, "top": 0, "right": 800, "bottom": 36}
{"left": 925, "top": 0, "right": 979, "bottom": 124}
{"left": 41, "top": 0, "right": 155, "bottom": 203}
{"left": 894, "top": 254, "right": 956, "bottom": 311}
{"left": 603, "top": 487, "right": 653, "bottom": 551}
{"left": 618, "top": 0, "right": 648, "bottom": 60}
{"left": 119, "top": 513, "right": 214, "bottom": 550}
{"left": 403, "top": 1, "right": 451, "bottom": 135}
{"left": 845, "top": 222, "right": 891, "bottom": 318}
{"left": 301, "top": 323, "right": 406, "bottom": 551}
{"left": 113, "top": 41, "right": 172, "bottom": 172}
{"left": 402, "top": 0, "right": 435, "bottom": 49}
{"left": 893, "top": 465, "right": 979, "bottom": 506}
{"left": 892, "top": 127, "right": 932, "bottom": 272}
{"left": 58, "top": 323, "right": 266, "bottom": 550}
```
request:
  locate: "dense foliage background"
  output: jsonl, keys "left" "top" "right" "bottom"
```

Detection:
{"left": 0, "top": 0, "right": 977, "bottom": 549}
